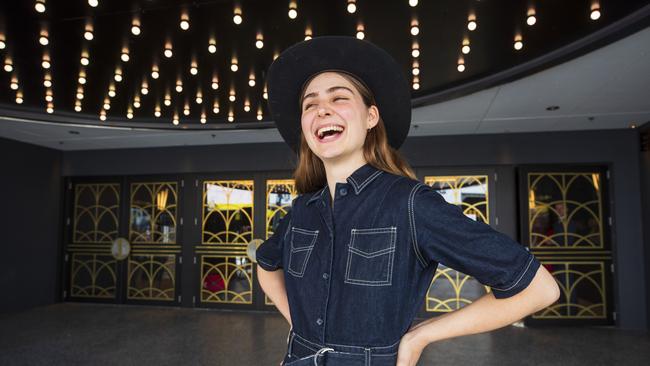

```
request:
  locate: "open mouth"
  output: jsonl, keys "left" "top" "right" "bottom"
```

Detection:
{"left": 315, "top": 125, "right": 345, "bottom": 143}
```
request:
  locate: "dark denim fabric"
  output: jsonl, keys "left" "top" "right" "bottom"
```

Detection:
{"left": 257, "top": 163, "right": 541, "bottom": 351}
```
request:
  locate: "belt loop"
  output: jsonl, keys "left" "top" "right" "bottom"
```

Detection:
{"left": 364, "top": 347, "right": 371, "bottom": 366}
{"left": 287, "top": 330, "right": 295, "bottom": 356}
{"left": 313, "top": 347, "right": 334, "bottom": 366}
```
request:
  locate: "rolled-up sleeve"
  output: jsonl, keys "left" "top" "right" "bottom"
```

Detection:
{"left": 256, "top": 210, "right": 292, "bottom": 271}
{"left": 410, "top": 183, "right": 541, "bottom": 299}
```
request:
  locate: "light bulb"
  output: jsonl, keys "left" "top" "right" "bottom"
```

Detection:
{"left": 35, "top": 1, "right": 46, "bottom": 13}
{"left": 88, "top": 0, "right": 99, "bottom": 8}
{"left": 347, "top": 0, "right": 356, "bottom": 14}
{"left": 409, "top": 0, "right": 418, "bottom": 6}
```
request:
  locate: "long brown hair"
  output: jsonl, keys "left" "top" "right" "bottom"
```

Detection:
{"left": 293, "top": 71, "right": 416, "bottom": 194}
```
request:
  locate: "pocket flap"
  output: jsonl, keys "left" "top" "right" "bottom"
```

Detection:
{"left": 349, "top": 227, "right": 396, "bottom": 256}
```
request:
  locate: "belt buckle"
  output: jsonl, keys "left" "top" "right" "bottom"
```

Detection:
{"left": 313, "top": 347, "right": 334, "bottom": 366}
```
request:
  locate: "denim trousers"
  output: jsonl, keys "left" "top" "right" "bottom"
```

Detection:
{"left": 282, "top": 331, "right": 399, "bottom": 366}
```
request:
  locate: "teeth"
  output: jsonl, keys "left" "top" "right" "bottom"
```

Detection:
{"left": 317, "top": 125, "right": 344, "bottom": 138}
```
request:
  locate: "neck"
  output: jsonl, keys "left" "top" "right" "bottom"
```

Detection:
{"left": 322, "top": 154, "right": 367, "bottom": 199}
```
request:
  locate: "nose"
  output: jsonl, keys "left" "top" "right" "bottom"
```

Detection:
{"left": 317, "top": 107, "right": 330, "bottom": 117}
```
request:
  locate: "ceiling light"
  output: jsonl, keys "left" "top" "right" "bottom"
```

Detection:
{"left": 190, "top": 60, "right": 198, "bottom": 75}
{"left": 88, "top": 0, "right": 99, "bottom": 8}
{"left": 257, "top": 106, "right": 263, "bottom": 121}
{"left": 231, "top": 56, "right": 238, "bottom": 72}
{"left": 183, "top": 102, "right": 190, "bottom": 116}
{"left": 410, "top": 19, "right": 419, "bottom": 36}
{"left": 131, "top": 15, "right": 141, "bottom": 35}
{"left": 263, "top": 85, "right": 268, "bottom": 100}
{"left": 347, "top": 0, "right": 356, "bottom": 14}
{"left": 41, "top": 53, "right": 50, "bottom": 69}
{"left": 172, "top": 113, "right": 179, "bottom": 125}
{"left": 76, "top": 86, "right": 84, "bottom": 100}
{"left": 211, "top": 74, "right": 219, "bottom": 90}
{"left": 114, "top": 67, "right": 122, "bottom": 82}
{"left": 462, "top": 38, "right": 470, "bottom": 54}
{"left": 0, "top": 33, "right": 5, "bottom": 49}
{"left": 356, "top": 23, "right": 364, "bottom": 40}
{"left": 35, "top": 0, "right": 46, "bottom": 13}
{"left": 412, "top": 60, "right": 419, "bottom": 76}
{"left": 213, "top": 100, "right": 220, "bottom": 114}
{"left": 15, "top": 91, "right": 23, "bottom": 104}
{"left": 80, "top": 50, "right": 89, "bottom": 65}
{"left": 248, "top": 72, "right": 256, "bottom": 87}
{"left": 467, "top": 13, "right": 477, "bottom": 31}
{"left": 591, "top": 2, "right": 601, "bottom": 20}
{"left": 151, "top": 64, "right": 159, "bottom": 79}
{"left": 180, "top": 9, "right": 190, "bottom": 30}
{"left": 39, "top": 27, "right": 49, "bottom": 45}
{"left": 196, "top": 90, "right": 203, "bottom": 104}
{"left": 4, "top": 57, "right": 13, "bottom": 72}
{"left": 244, "top": 99, "right": 251, "bottom": 112}
{"left": 229, "top": 88, "right": 236, "bottom": 102}
{"left": 164, "top": 93, "right": 171, "bottom": 106}
{"left": 457, "top": 56, "right": 465, "bottom": 72}
{"left": 514, "top": 33, "right": 523, "bottom": 50}
{"left": 74, "top": 100, "right": 82, "bottom": 112}
{"left": 164, "top": 41, "right": 173, "bottom": 58}
{"left": 121, "top": 47, "right": 130, "bottom": 62}
{"left": 45, "top": 89, "right": 53, "bottom": 102}
{"left": 44, "top": 73, "right": 52, "bottom": 87}
{"left": 208, "top": 38, "right": 217, "bottom": 53}
{"left": 108, "top": 83, "right": 116, "bottom": 97}
{"left": 527, "top": 7, "right": 537, "bottom": 26}
{"left": 78, "top": 70, "right": 87, "bottom": 84}
{"left": 127, "top": 107, "right": 133, "bottom": 119}
{"left": 84, "top": 20, "right": 94, "bottom": 41}
{"left": 288, "top": 1, "right": 297, "bottom": 19}
{"left": 103, "top": 97, "right": 110, "bottom": 110}
{"left": 133, "top": 95, "right": 141, "bottom": 109}
{"left": 409, "top": 0, "right": 418, "bottom": 6}
{"left": 256, "top": 33, "right": 264, "bottom": 49}
{"left": 228, "top": 109, "right": 234, "bottom": 122}
{"left": 46, "top": 102, "right": 54, "bottom": 114}
{"left": 273, "top": 50, "right": 279, "bottom": 60}
{"left": 411, "top": 41, "right": 420, "bottom": 58}
{"left": 154, "top": 104, "right": 161, "bottom": 118}
{"left": 412, "top": 75, "right": 419, "bottom": 90}
{"left": 10, "top": 76, "right": 18, "bottom": 90}
{"left": 233, "top": 4, "right": 242, "bottom": 24}
{"left": 99, "top": 110, "right": 107, "bottom": 121}
{"left": 305, "top": 24, "right": 313, "bottom": 41}
{"left": 176, "top": 79, "right": 183, "bottom": 93}
{"left": 200, "top": 112, "right": 207, "bottom": 124}
{"left": 141, "top": 80, "right": 149, "bottom": 95}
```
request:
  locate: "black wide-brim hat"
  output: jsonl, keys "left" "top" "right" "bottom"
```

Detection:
{"left": 266, "top": 36, "right": 411, "bottom": 153}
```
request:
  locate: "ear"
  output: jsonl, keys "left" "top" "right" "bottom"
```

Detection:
{"left": 367, "top": 105, "right": 379, "bottom": 129}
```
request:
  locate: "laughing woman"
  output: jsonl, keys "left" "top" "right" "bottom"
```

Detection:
{"left": 256, "top": 36, "right": 560, "bottom": 366}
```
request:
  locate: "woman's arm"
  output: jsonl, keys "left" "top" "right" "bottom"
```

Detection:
{"left": 397, "top": 264, "right": 560, "bottom": 366}
{"left": 257, "top": 266, "right": 292, "bottom": 327}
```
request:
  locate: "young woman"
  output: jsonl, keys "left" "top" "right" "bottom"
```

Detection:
{"left": 256, "top": 36, "right": 560, "bottom": 366}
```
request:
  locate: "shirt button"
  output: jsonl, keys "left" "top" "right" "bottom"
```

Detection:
{"left": 339, "top": 187, "right": 348, "bottom": 196}
{"left": 322, "top": 273, "right": 329, "bottom": 280}
{"left": 316, "top": 318, "right": 323, "bottom": 326}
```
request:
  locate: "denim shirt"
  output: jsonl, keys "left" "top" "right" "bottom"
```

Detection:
{"left": 256, "top": 163, "right": 541, "bottom": 347}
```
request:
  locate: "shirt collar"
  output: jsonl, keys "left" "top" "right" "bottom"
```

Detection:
{"left": 307, "top": 163, "right": 383, "bottom": 205}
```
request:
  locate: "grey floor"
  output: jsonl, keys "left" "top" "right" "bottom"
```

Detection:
{"left": 1, "top": 303, "right": 649, "bottom": 366}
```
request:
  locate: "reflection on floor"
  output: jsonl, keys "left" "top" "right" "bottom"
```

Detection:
{"left": 1, "top": 303, "right": 649, "bottom": 365}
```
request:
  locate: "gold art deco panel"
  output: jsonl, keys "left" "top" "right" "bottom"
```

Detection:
{"left": 130, "top": 182, "right": 178, "bottom": 244}
{"left": 70, "top": 253, "right": 117, "bottom": 298}
{"left": 201, "top": 255, "right": 253, "bottom": 304}
{"left": 533, "top": 261, "right": 607, "bottom": 319}
{"left": 265, "top": 179, "right": 297, "bottom": 305}
{"left": 202, "top": 180, "right": 254, "bottom": 245}
{"left": 127, "top": 255, "right": 176, "bottom": 301}
{"left": 424, "top": 175, "right": 491, "bottom": 313}
{"left": 73, "top": 184, "right": 120, "bottom": 243}
{"left": 528, "top": 173, "right": 603, "bottom": 249}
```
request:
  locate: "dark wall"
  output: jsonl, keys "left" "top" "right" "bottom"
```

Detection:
{"left": 62, "top": 128, "right": 647, "bottom": 331}
{"left": 638, "top": 126, "right": 650, "bottom": 332}
{"left": 0, "top": 137, "right": 62, "bottom": 313}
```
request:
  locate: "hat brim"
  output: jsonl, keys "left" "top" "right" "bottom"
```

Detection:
{"left": 267, "top": 36, "right": 411, "bottom": 153}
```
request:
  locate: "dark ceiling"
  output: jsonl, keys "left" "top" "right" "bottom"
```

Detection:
{"left": 1, "top": 0, "right": 649, "bottom": 129}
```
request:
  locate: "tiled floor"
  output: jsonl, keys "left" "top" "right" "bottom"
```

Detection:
{"left": 1, "top": 303, "right": 649, "bottom": 365}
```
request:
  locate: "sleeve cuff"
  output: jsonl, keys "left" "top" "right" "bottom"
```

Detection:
{"left": 256, "top": 256, "right": 281, "bottom": 271}
{"left": 490, "top": 254, "right": 541, "bottom": 299}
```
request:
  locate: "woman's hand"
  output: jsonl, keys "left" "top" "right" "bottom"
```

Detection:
{"left": 396, "top": 325, "right": 428, "bottom": 366}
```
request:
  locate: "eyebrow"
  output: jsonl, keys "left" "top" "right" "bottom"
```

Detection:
{"left": 301, "top": 86, "right": 355, "bottom": 107}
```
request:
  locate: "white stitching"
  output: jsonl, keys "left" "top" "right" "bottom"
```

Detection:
{"left": 344, "top": 226, "right": 396, "bottom": 286}
{"left": 409, "top": 183, "right": 428, "bottom": 268}
{"left": 490, "top": 255, "right": 535, "bottom": 291}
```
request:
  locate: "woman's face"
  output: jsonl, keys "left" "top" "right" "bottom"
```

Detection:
{"left": 300, "top": 72, "right": 378, "bottom": 163}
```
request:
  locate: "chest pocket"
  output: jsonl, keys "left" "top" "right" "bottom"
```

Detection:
{"left": 345, "top": 226, "right": 397, "bottom": 286}
{"left": 287, "top": 227, "right": 319, "bottom": 278}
